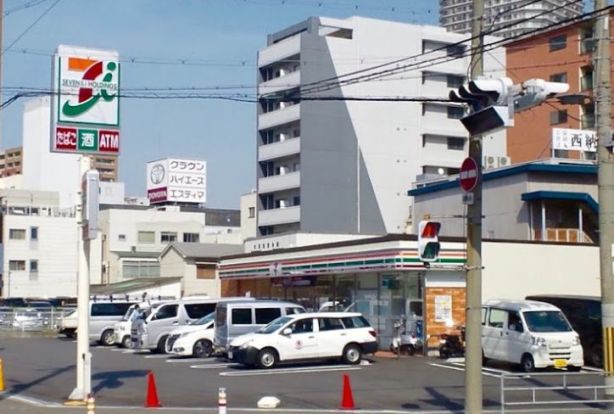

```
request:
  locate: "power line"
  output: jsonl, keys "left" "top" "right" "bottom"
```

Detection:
{"left": 2, "top": 0, "right": 60, "bottom": 55}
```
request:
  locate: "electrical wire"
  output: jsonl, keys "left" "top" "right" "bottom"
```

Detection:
{"left": 2, "top": 0, "right": 61, "bottom": 55}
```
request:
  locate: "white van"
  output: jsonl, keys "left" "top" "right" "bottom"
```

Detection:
{"left": 214, "top": 299, "right": 305, "bottom": 354}
{"left": 113, "top": 301, "right": 166, "bottom": 348}
{"left": 57, "top": 300, "right": 135, "bottom": 345}
{"left": 482, "top": 299, "right": 584, "bottom": 372}
{"left": 133, "top": 297, "right": 253, "bottom": 353}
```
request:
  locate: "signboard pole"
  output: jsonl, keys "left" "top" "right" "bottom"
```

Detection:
{"left": 68, "top": 156, "right": 92, "bottom": 402}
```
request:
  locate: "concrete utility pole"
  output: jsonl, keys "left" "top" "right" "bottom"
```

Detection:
{"left": 595, "top": 0, "right": 614, "bottom": 391}
{"left": 465, "top": 0, "right": 484, "bottom": 412}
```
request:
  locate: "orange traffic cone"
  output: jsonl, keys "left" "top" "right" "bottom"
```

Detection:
{"left": 340, "top": 374, "right": 355, "bottom": 410}
{"left": 144, "top": 371, "right": 162, "bottom": 408}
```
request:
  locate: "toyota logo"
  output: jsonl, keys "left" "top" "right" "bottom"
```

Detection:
{"left": 150, "top": 164, "right": 165, "bottom": 185}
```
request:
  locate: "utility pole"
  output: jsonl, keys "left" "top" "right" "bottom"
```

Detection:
{"left": 465, "top": 0, "right": 484, "bottom": 412}
{"left": 595, "top": 0, "right": 614, "bottom": 392}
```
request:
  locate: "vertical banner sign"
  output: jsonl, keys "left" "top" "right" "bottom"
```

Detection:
{"left": 51, "top": 45, "right": 120, "bottom": 155}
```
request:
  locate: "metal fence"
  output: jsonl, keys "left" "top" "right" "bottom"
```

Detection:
{"left": 500, "top": 370, "right": 614, "bottom": 413}
{"left": 0, "top": 307, "right": 75, "bottom": 332}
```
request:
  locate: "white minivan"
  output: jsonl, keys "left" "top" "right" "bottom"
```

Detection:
{"left": 133, "top": 297, "right": 253, "bottom": 353}
{"left": 482, "top": 299, "right": 584, "bottom": 372}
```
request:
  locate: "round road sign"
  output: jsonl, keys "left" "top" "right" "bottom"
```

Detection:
{"left": 459, "top": 157, "right": 479, "bottom": 192}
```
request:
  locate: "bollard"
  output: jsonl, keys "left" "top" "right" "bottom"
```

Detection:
{"left": 0, "top": 357, "right": 4, "bottom": 392}
{"left": 218, "top": 387, "right": 227, "bottom": 414}
{"left": 85, "top": 393, "right": 95, "bottom": 414}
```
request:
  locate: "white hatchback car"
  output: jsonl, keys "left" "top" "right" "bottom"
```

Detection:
{"left": 228, "top": 312, "right": 378, "bottom": 368}
{"left": 166, "top": 312, "right": 215, "bottom": 358}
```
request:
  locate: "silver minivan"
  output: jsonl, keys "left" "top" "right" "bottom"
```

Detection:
{"left": 214, "top": 299, "right": 305, "bottom": 354}
{"left": 133, "top": 297, "right": 254, "bottom": 353}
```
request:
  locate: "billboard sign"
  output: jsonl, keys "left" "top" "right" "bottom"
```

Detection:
{"left": 51, "top": 45, "right": 120, "bottom": 155}
{"left": 552, "top": 128, "right": 596, "bottom": 153}
{"left": 146, "top": 158, "right": 207, "bottom": 204}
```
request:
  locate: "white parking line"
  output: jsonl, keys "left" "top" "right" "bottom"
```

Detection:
{"left": 581, "top": 366, "right": 603, "bottom": 373}
{"left": 220, "top": 365, "right": 362, "bottom": 377}
{"left": 121, "top": 349, "right": 140, "bottom": 354}
{"left": 190, "top": 362, "right": 240, "bottom": 369}
{"left": 429, "top": 362, "right": 502, "bottom": 378}
{"left": 144, "top": 354, "right": 171, "bottom": 359}
{"left": 166, "top": 358, "right": 205, "bottom": 363}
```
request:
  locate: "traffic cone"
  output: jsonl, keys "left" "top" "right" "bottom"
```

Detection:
{"left": 340, "top": 374, "right": 355, "bottom": 410}
{"left": 0, "top": 358, "right": 4, "bottom": 392}
{"left": 144, "top": 371, "right": 162, "bottom": 408}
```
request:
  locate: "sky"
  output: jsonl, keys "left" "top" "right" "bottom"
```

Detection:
{"left": 0, "top": 0, "right": 438, "bottom": 208}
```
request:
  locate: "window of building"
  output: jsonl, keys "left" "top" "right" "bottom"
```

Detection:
{"left": 196, "top": 264, "right": 216, "bottom": 279}
{"left": 549, "top": 73, "right": 567, "bottom": 83}
{"left": 9, "top": 260, "right": 26, "bottom": 271}
{"left": 137, "top": 231, "right": 155, "bottom": 244}
{"left": 549, "top": 34, "right": 567, "bottom": 52}
{"left": 446, "top": 44, "right": 465, "bottom": 57}
{"left": 122, "top": 260, "right": 160, "bottom": 278}
{"left": 248, "top": 207, "right": 255, "bottom": 218}
{"left": 118, "top": 234, "right": 126, "bottom": 242}
{"left": 30, "top": 260, "right": 38, "bottom": 273}
{"left": 30, "top": 227, "right": 38, "bottom": 241}
{"left": 447, "top": 137, "right": 465, "bottom": 150}
{"left": 183, "top": 232, "right": 200, "bottom": 243}
{"left": 550, "top": 110, "right": 568, "bottom": 125}
{"left": 447, "top": 106, "right": 465, "bottom": 119}
{"left": 9, "top": 229, "right": 26, "bottom": 240}
{"left": 293, "top": 196, "right": 301, "bottom": 206}
{"left": 160, "top": 232, "right": 177, "bottom": 243}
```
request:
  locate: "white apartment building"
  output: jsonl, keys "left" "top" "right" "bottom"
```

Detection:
{"left": 440, "top": 0, "right": 583, "bottom": 38}
{"left": 256, "top": 16, "right": 506, "bottom": 237}
{"left": 90, "top": 205, "right": 241, "bottom": 284}
{"left": 0, "top": 190, "right": 77, "bottom": 298}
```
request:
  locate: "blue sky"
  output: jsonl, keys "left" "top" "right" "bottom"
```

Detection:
{"left": 2, "top": 0, "right": 439, "bottom": 208}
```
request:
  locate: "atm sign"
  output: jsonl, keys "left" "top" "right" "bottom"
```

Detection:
{"left": 54, "top": 126, "right": 119, "bottom": 154}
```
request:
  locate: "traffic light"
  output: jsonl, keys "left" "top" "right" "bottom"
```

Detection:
{"left": 418, "top": 220, "right": 441, "bottom": 263}
{"left": 449, "top": 77, "right": 515, "bottom": 136}
{"left": 513, "top": 78, "right": 569, "bottom": 112}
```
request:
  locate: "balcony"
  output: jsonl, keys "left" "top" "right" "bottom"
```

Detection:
{"left": 258, "top": 205, "right": 301, "bottom": 227}
{"left": 258, "top": 138, "right": 301, "bottom": 162}
{"left": 258, "top": 171, "right": 300, "bottom": 193}
{"left": 259, "top": 70, "right": 300, "bottom": 96}
{"left": 259, "top": 35, "right": 301, "bottom": 68}
{"left": 259, "top": 104, "right": 300, "bottom": 130}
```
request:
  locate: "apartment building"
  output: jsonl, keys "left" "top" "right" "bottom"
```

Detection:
{"left": 256, "top": 16, "right": 506, "bottom": 237}
{"left": 440, "top": 0, "right": 582, "bottom": 38}
{"left": 505, "top": 11, "right": 613, "bottom": 163}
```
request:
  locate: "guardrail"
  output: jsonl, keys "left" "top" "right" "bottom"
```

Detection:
{"left": 500, "top": 370, "right": 614, "bottom": 413}
{"left": 0, "top": 307, "right": 75, "bottom": 332}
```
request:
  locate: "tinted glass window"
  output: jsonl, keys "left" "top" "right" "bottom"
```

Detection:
{"left": 318, "top": 317, "right": 344, "bottom": 331}
{"left": 155, "top": 304, "right": 178, "bottom": 320}
{"left": 290, "top": 318, "right": 313, "bottom": 333}
{"left": 91, "top": 302, "right": 133, "bottom": 317}
{"left": 481, "top": 308, "right": 487, "bottom": 325}
{"left": 488, "top": 308, "right": 506, "bottom": 328}
{"left": 255, "top": 307, "right": 282, "bottom": 324}
{"left": 184, "top": 303, "right": 216, "bottom": 319}
{"left": 215, "top": 307, "right": 227, "bottom": 327}
{"left": 523, "top": 310, "right": 572, "bottom": 333}
{"left": 232, "top": 308, "right": 252, "bottom": 325}
{"left": 508, "top": 311, "right": 524, "bottom": 332}
{"left": 341, "top": 316, "right": 370, "bottom": 328}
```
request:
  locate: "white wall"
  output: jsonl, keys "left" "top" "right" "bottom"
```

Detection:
{"left": 22, "top": 97, "right": 80, "bottom": 208}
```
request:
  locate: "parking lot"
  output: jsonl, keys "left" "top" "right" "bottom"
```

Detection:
{"left": 0, "top": 335, "right": 611, "bottom": 413}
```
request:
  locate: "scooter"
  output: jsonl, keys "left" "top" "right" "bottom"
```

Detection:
{"left": 390, "top": 317, "right": 422, "bottom": 356}
{"left": 438, "top": 325, "right": 465, "bottom": 359}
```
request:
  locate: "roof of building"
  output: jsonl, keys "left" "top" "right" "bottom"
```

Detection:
{"left": 99, "top": 204, "right": 240, "bottom": 226}
{"left": 90, "top": 277, "right": 182, "bottom": 295}
{"left": 521, "top": 191, "right": 598, "bottom": 214}
{"left": 163, "top": 242, "right": 244, "bottom": 261}
{"left": 408, "top": 161, "right": 596, "bottom": 197}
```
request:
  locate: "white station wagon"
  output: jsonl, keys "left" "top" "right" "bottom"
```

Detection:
{"left": 228, "top": 312, "right": 378, "bottom": 368}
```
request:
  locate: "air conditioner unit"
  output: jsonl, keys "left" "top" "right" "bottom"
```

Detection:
{"left": 497, "top": 156, "right": 511, "bottom": 168}
{"left": 482, "top": 156, "right": 496, "bottom": 170}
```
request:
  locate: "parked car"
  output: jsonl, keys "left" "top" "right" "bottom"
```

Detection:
{"left": 525, "top": 294, "right": 602, "bottom": 367}
{"left": 132, "top": 297, "right": 249, "bottom": 353}
{"left": 214, "top": 299, "right": 305, "bottom": 355}
{"left": 113, "top": 301, "right": 165, "bottom": 348}
{"left": 166, "top": 312, "right": 216, "bottom": 358}
{"left": 0, "top": 297, "right": 27, "bottom": 307}
{"left": 57, "top": 300, "right": 135, "bottom": 344}
{"left": 228, "top": 312, "right": 378, "bottom": 368}
{"left": 482, "top": 299, "right": 583, "bottom": 372}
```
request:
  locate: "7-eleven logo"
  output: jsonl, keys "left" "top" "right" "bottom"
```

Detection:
{"left": 61, "top": 57, "right": 118, "bottom": 118}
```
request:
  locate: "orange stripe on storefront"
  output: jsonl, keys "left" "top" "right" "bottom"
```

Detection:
{"left": 68, "top": 57, "right": 97, "bottom": 71}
